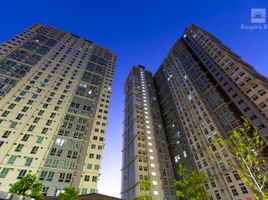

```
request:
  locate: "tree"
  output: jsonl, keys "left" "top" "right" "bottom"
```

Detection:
{"left": 175, "top": 165, "right": 208, "bottom": 200}
{"left": 209, "top": 117, "right": 268, "bottom": 200}
{"left": 9, "top": 173, "right": 44, "bottom": 200}
{"left": 58, "top": 186, "right": 79, "bottom": 200}
{"left": 133, "top": 179, "right": 152, "bottom": 200}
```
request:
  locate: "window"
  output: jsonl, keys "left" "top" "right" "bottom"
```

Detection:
{"left": 39, "top": 171, "right": 48, "bottom": 180}
{"left": 214, "top": 190, "right": 221, "bottom": 199}
{"left": 7, "top": 155, "right": 17, "bottom": 164}
{"left": 17, "top": 169, "right": 27, "bottom": 179}
{"left": 27, "top": 100, "right": 34, "bottom": 105}
{"left": 58, "top": 173, "right": 65, "bottom": 182}
{"left": 67, "top": 150, "right": 72, "bottom": 158}
{"left": 22, "top": 134, "right": 30, "bottom": 141}
{"left": 81, "top": 188, "right": 87, "bottom": 195}
{"left": 233, "top": 171, "right": 241, "bottom": 180}
{"left": 42, "top": 187, "right": 49, "bottom": 196}
{"left": 8, "top": 103, "right": 16, "bottom": 109}
{"left": 239, "top": 183, "right": 248, "bottom": 194}
{"left": 38, "top": 110, "right": 45, "bottom": 116}
{"left": 259, "top": 103, "right": 267, "bottom": 109}
{"left": 258, "top": 90, "right": 266, "bottom": 96}
{"left": 25, "top": 157, "right": 33, "bottom": 166}
{"left": 32, "top": 94, "right": 38, "bottom": 99}
{"left": 56, "top": 149, "right": 62, "bottom": 156}
{"left": 84, "top": 175, "right": 90, "bottom": 181}
{"left": 22, "top": 106, "right": 29, "bottom": 112}
{"left": 15, "top": 144, "right": 24, "bottom": 152}
{"left": 211, "top": 144, "right": 217, "bottom": 151}
{"left": 230, "top": 186, "right": 238, "bottom": 196}
{"left": 220, "top": 163, "right": 226, "bottom": 171}
{"left": 15, "top": 97, "right": 21, "bottom": 102}
{"left": 10, "top": 121, "right": 18, "bottom": 128}
{"left": 94, "top": 165, "right": 100, "bottom": 170}
{"left": 225, "top": 174, "right": 232, "bottom": 183}
{"left": 0, "top": 140, "right": 4, "bottom": 148}
{"left": 72, "top": 151, "right": 78, "bottom": 158}
{"left": 16, "top": 114, "right": 24, "bottom": 120}
{"left": 28, "top": 125, "right": 36, "bottom": 132}
{"left": 0, "top": 168, "right": 10, "bottom": 178}
{"left": 36, "top": 136, "right": 44, "bottom": 144}
{"left": 197, "top": 162, "right": 202, "bottom": 169}
{"left": 33, "top": 117, "right": 40, "bottom": 123}
{"left": 1, "top": 111, "right": 10, "bottom": 117}
{"left": 203, "top": 159, "right": 208, "bottom": 167}
{"left": 42, "top": 127, "right": 49, "bottom": 134}
{"left": 31, "top": 146, "right": 39, "bottom": 154}
{"left": 90, "top": 189, "right": 96, "bottom": 193}
{"left": 36, "top": 88, "right": 42, "bottom": 93}
{"left": 55, "top": 138, "right": 65, "bottom": 146}
{"left": 252, "top": 95, "right": 259, "bottom": 101}
{"left": 2, "top": 131, "right": 11, "bottom": 138}
{"left": 92, "top": 176, "right": 97, "bottom": 182}
{"left": 50, "top": 113, "right": 56, "bottom": 118}
{"left": 54, "top": 106, "right": 60, "bottom": 111}
{"left": 46, "top": 172, "right": 55, "bottom": 181}
{"left": 46, "top": 120, "right": 52, "bottom": 126}
{"left": 210, "top": 179, "right": 216, "bottom": 187}
{"left": 222, "top": 149, "right": 228, "bottom": 157}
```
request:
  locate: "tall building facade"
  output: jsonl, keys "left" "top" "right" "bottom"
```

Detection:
{"left": 0, "top": 24, "right": 116, "bottom": 196}
{"left": 121, "top": 66, "right": 177, "bottom": 200}
{"left": 154, "top": 24, "right": 268, "bottom": 199}
{"left": 122, "top": 24, "right": 268, "bottom": 200}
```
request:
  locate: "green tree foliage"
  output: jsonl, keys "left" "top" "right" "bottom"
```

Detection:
{"left": 209, "top": 117, "right": 268, "bottom": 200}
{"left": 58, "top": 186, "right": 79, "bottom": 200}
{"left": 133, "top": 195, "right": 152, "bottom": 200}
{"left": 133, "top": 179, "right": 152, "bottom": 200}
{"left": 175, "top": 165, "right": 208, "bottom": 200}
{"left": 9, "top": 173, "right": 44, "bottom": 200}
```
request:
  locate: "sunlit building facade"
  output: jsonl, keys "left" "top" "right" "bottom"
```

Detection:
{"left": 0, "top": 24, "right": 116, "bottom": 196}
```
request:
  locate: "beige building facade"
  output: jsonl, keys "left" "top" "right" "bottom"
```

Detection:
{"left": 0, "top": 24, "right": 116, "bottom": 196}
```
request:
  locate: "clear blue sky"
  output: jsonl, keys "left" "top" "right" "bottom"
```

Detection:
{"left": 1, "top": 0, "right": 267, "bottom": 198}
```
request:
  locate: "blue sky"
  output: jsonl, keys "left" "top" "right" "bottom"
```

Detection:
{"left": 1, "top": 0, "right": 268, "bottom": 197}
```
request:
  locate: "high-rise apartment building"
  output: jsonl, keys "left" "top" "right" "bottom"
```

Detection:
{"left": 0, "top": 24, "right": 116, "bottom": 196}
{"left": 121, "top": 66, "right": 177, "bottom": 200}
{"left": 122, "top": 24, "right": 268, "bottom": 200}
{"left": 154, "top": 24, "right": 268, "bottom": 200}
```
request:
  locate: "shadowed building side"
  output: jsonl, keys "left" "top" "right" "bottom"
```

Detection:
{"left": 121, "top": 66, "right": 177, "bottom": 200}
{"left": 154, "top": 24, "right": 268, "bottom": 199}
